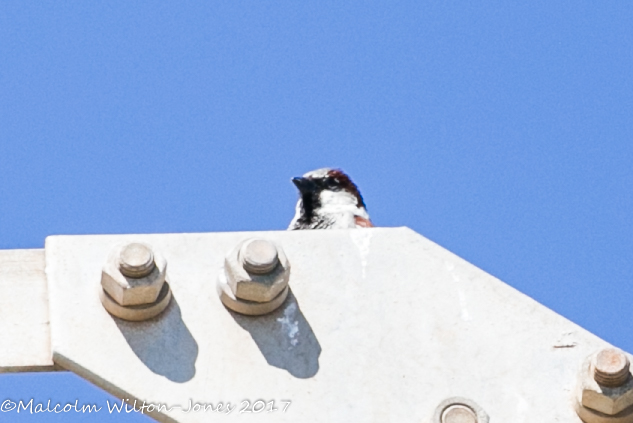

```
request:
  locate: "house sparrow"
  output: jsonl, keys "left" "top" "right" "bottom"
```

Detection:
{"left": 288, "top": 168, "right": 373, "bottom": 230}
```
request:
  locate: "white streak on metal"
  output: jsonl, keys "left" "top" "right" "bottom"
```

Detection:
{"left": 515, "top": 393, "right": 529, "bottom": 423}
{"left": 350, "top": 230, "right": 373, "bottom": 279}
{"left": 445, "top": 260, "right": 472, "bottom": 322}
{"left": 458, "top": 289, "right": 472, "bottom": 322}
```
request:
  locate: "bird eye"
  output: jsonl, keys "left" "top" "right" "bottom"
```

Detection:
{"left": 323, "top": 177, "right": 340, "bottom": 188}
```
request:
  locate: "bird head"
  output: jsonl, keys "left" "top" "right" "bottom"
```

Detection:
{"left": 289, "top": 168, "right": 370, "bottom": 229}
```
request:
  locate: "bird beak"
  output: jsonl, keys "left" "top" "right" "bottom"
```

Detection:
{"left": 292, "top": 177, "right": 317, "bottom": 194}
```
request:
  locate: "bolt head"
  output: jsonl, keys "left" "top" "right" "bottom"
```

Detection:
{"left": 225, "top": 238, "right": 290, "bottom": 303}
{"left": 119, "top": 243, "right": 155, "bottom": 278}
{"left": 240, "top": 239, "right": 279, "bottom": 274}
{"left": 101, "top": 243, "right": 167, "bottom": 307}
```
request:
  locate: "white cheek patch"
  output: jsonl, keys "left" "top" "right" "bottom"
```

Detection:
{"left": 318, "top": 190, "right": 370, "bottom": 220}
{"left": 319, "top": 190, "right": 357, "bottom": 207}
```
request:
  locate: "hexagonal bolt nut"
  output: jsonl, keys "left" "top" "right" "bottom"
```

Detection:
{"left": 576, "top": 348, "right": 633, "bottom": 419}
{"left": 224, "top": 238, "right": 290, "bottom": 303}
{"left": 101, "top": 243, "right": 167, "bottom": 307}
{"left": 216, "top": 269, "right": 289, "bottom": 316}
{"left": 431, "top": 397, "right": 489, "bottom": 423}
{"left": 100, "top": 281, "right": 172, "bottom": 322}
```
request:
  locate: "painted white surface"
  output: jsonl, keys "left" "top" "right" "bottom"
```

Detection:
{"left": 0, "top": 249, "right": 54, "bottom": 372}
{"left": 44, "top": 228, "right": 620, "bottom": 422}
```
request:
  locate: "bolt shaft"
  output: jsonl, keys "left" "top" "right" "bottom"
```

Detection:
{"left": 240, "top": 239, "right": 279, "bottom": 274}
{"left": 119, "top": 243, "right": 156, "bottom": 278}
{"left": 594, "top": 348, "right": 630, "bottom": 387}
{"left": 442, "top": 405, "right": 477, "bottom": 423}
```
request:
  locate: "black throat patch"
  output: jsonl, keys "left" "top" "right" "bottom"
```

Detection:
{"left": 297, "top": 191, "right": 321, "bottom": 226}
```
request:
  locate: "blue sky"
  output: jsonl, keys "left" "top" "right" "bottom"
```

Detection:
{"left": 1, "top": 2, "right": 632, "bottom": 421}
